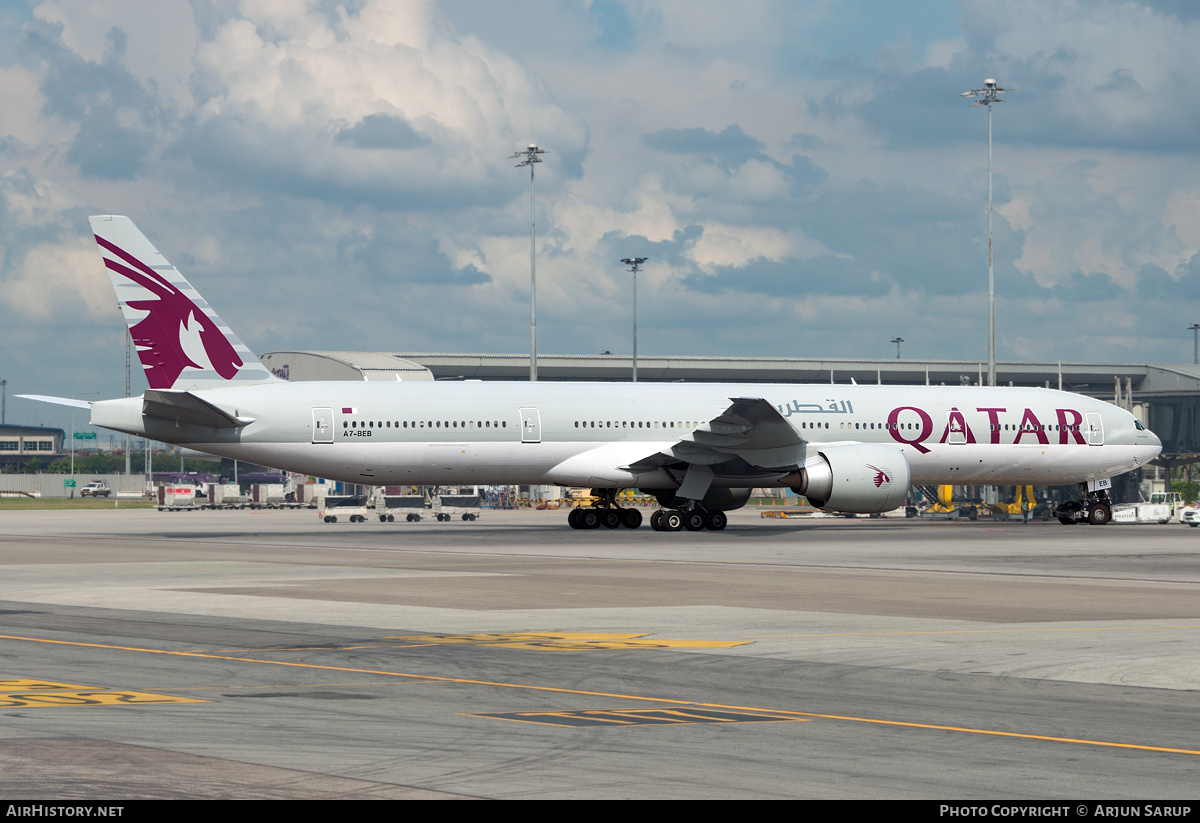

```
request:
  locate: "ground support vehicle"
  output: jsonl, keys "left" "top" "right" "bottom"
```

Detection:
{"left": 318, "top": 494, "right": 370, "bottom": 523}
{"left": 251, "top": 483, "right": 293, "bottom": 509}
{"left": 1180, "top": 507, "right": 1200, "bottom": 527}
{"left": 291, "top": 484, "right": 318, "bottom": 509}
{"left": 204, "top": 483, "right": 246, "bottom": 509}
{"left": 915, "top": 485, "right": 981, "bottom": 520}
{"left": 1110, "top": 502, "right": 1172, "bottom": 524}
{"left": 1148, "top": 491, "right": 1185, "bottom": 522}
{"left": 434, "top": 492, "right": 482, "bottom": 522}
{"left": 157, "top": 485, "right": 199, "bottom": 511}
{"left": 375, "top": 493, "right": 428, "bottom": 522}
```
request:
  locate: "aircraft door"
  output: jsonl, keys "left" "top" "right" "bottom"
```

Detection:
{"left": 312, "top": 408, "right": 334, "bottom": 443}
{"left": 519, "top": 408, "right": 542, "bottom": 443}
{"left": 1085, "top": 412, "right": 1104, "bottom": 446}
{"left": 945, "top": 410, "right": 967, "bottom": 444}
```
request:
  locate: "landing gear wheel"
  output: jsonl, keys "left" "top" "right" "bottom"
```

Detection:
{"left": 568, "top": 508, "right": 583, "bottom": 529}
{"left": 578, "top": 509, "right": 601, "bottom": 529}
{"left": 682, "top": 510, "right": 705, "bottom": 531}
{"left": 1087, "top": 503, "right": 1112, "bottom": 526}
{"left": 600, "top": 510, "right": 621, "bottom": 529}
{"left": 620, "top": 508, "right": 643, "bottom": 529}
{"left": 661, "top": 510, "right": 683, "bottom": 531}
{"left": 703, "top": 510, "right": 727, "bottom": 531}
{"left": 650, "top": 510, "right": 664, "bottom": 531}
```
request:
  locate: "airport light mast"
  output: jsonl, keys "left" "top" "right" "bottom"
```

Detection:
{"left": 962, "top": 78, "right": 1007, "bottom": 387}
{"left": 1189, "top": 323, "right": 1200, "bottom": 365}
{"left": 510, "top": 144, "right": 548, "bottom": 381}
{"left": 621, "top": 257, "right": 649, "bottom": 382}
{"left": 890, "top": 337, "right": 904, "bottom": 359}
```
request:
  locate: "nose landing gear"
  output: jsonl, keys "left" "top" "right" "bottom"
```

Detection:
{"left": 1054, "top": 484, "right": 1112, "bottom": 525}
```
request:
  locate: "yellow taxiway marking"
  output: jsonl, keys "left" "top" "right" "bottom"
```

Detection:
{"left": 383, "top": 632, "right": 752, "bottom": 651}
{"left": 198, "top": 643, "right": 440, "bottom": 653}
{"left": 2, "top": 632, "right": 1198, "bottom": 756}
{"left": 0, "top": 678, "right": 206, "bottom": 709}
{"left": 468, "top": 707, "right": 814, "bottom": 728}
{"left": 749, "top": 624, "right": 1200, "bottom": 639}
{"left": 165, "top": 681, "right": 403, "bottom": 693}
{"left": 0, "top": 678, "right": 90, "bottom": 690}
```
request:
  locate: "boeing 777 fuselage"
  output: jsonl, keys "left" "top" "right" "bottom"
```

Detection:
{"left": 22, "top": 216, "right": 1162, "bottom": 531}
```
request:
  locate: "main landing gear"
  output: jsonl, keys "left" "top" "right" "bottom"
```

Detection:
{"left": 1054, "top": 485, "right": 1112, "bottom": 526}
{"left": 649, "top": 507, "right": 727, "bottom": 532}
{"left": 564, "top": 489, "right": 729, "bottom": 532}
{"left": 567, "top": 489, "right": 643, "bottom": 530}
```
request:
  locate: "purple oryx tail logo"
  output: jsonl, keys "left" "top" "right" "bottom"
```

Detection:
{"left": 97, "top": 235, "right": 243, "bottom": 389}
{"left": 867, "top": 464, "right": 892, "bottom": 488}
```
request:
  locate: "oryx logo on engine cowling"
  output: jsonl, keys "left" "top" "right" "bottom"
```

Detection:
{"left": 868, "top": 464, "right": 892, "bottom": 488}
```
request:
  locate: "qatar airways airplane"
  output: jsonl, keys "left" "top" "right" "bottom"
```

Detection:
{"left": 23, "top": 216, "right": 1161, "bottom": 531}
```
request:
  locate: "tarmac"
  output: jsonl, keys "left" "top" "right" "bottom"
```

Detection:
{"left": 0, "top": 507, "right": 1197, "bottom": 798}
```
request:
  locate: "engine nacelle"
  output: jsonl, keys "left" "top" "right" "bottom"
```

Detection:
{"left": 780, "top": 444, "right": 910, "bottom": 513}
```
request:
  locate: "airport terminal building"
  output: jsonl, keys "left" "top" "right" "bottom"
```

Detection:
{"left": 0, "top": 424, "right": 65, "bottom": 466}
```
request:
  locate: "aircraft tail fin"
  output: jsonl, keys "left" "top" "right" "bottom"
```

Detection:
{"left": 89, "top": 215, "right": 279, "bottom": 391}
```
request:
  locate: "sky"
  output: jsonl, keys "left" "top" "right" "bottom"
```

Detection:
{"left": 5, "top": 0, "right": 1200, "bottom": 433}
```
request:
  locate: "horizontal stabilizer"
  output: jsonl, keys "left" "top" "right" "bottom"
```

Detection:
{"left": 142, "top": 390, "right": 253, "bottom": 429}
{"left": 15, "top": 394, "right": 93, "bottom": 409}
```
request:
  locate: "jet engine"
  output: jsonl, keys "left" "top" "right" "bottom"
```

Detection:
{"left": 779, "top": 444, "right": 910, "bottom": 513}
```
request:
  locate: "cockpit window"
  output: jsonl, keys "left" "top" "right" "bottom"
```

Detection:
{"left": 1134, "top": 419, "right": 1146, "bottom": 431}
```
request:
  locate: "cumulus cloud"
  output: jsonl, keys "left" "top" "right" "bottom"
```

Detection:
{"left": 2, "top": 237, "right": 114, "bottom": 321}
{"left": 6, "top": 0, "right": 1200, "bottom": 423}
{"left": 181, "top": 0, "right": 589, "bottom": 206}
{"left": 642, "top": 125, "right": 767, "bottom": 168}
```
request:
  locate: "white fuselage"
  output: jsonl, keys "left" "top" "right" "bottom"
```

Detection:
{"left": 89, "top": 381, "right": 1161, "bottom": 490}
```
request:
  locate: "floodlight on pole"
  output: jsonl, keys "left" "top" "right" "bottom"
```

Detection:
{"left": 510, "top": 143, "right": 548, "bottom": 382}
{"left": 1189, "top": 323, "right": 1200, "bottom": 365}
{"left": 621, "top": 257, "right": 649, "bottom": 382}
{"left": 962, "top": 78, "right": 1007, "bottom": 387}
{"left": 890, "top": 337, "right": 904, "bottom": 359}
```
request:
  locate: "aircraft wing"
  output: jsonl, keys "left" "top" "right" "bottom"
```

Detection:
{"left": 624, "top": 396, "right": 807, "bottom": 472}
